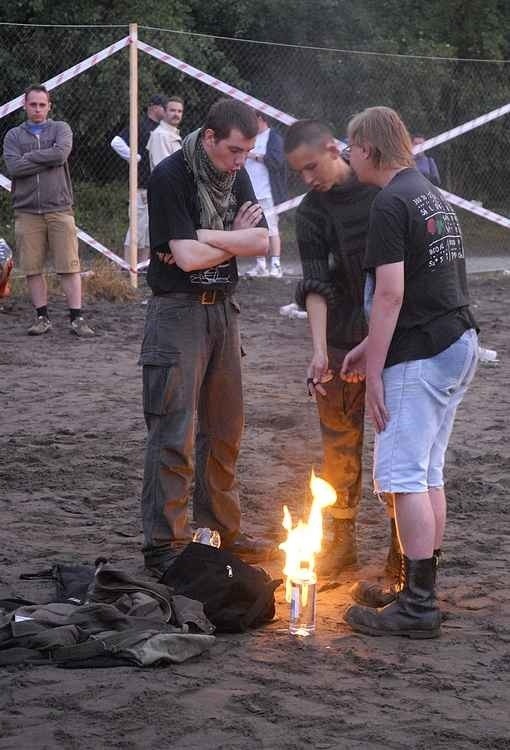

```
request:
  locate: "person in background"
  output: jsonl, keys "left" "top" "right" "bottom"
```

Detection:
{"left": 412, "top": 133, "right": 441, "bottom": 187}
{"left": 110, "top": 94, "right": 167, "bottom": 262}
{"left": 147, "top": 96, "right": 184, "bottom": 170}
{"left": 342, "top": 106, "right": 478, "bottom": 638}
{"left": 3, "top": 84, "right": 94, "bottom": 337}
{"left": 245, "top": 112, "right": 288, "bottom": 278}
{"left": 284, "top": 119, "right": 398, "bottom": 577}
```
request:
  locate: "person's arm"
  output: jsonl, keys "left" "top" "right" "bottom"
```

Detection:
{"left": 24, "top": 122, "right": 72, "bottom": 166}
{"left": 169, "top": 239, "right": 233, "bottom": 271}
{"left": 361, "top": 197, "right": 407, "bottom": 431}
{"left": 197, "top": 227, "right": 268, "bottom": 257}
{"left": 3, "top": 130, "right": 48, "bottom": 177}
{"left": 306, "top": 293, "right": 330, "bottom": 396}
{"left": 111, "top": 134, "right": 140, "bottom": 162}
{"left": 170, "top": 225, "right": 268, "bottom": 273}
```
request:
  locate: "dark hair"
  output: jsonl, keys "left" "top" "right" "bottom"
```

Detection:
{"left": 204, "top": 98, "right": 258, "bottom": 141}
{"left": 24, "top": 84, "right": 50, "bottom": 101}
{"left": 148, "top": 94, "right": 168, "bottom": 108}
{"left": 167, "top": 95, "right": 184, "bottom": 106}
{"left": 256, "top": 110, "right": 270, "bottom": 124}
{"left": 284, "top": 119, "right": 334, "bottom": 153}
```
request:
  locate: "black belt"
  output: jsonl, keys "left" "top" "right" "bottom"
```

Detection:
{"left": 154, "top": 289, "right": 229, "bottom": 305}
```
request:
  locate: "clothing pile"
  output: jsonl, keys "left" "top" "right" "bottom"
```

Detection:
{"left": 0, "top": 546, "right": 281, "bottom": 669}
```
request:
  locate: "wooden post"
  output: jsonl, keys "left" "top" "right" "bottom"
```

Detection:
{"left": 128, "top": 22, "right": 138, "bottom": 288}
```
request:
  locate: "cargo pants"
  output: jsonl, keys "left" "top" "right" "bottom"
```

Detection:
{"left": 140, "top": 293, "right": 243, "bottom": 566}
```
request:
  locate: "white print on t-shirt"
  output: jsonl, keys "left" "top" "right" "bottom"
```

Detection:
{"left": 413, "top": 191, "right": 464, "bottom": 269}
{"left": 189, "top": 261, "right": 232, "bottom": 286}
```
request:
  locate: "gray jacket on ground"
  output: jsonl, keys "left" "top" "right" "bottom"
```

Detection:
{"left": 3, "top": 119, "right": 74, "bottom": 213}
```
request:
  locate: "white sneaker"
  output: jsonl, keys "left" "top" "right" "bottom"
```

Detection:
{"left": 246, "top": 263, "right": 269, "bottom": 278}
{"left": 270, "top": 264, "right": 283, "bottom": 278}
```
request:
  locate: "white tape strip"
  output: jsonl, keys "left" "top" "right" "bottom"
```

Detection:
{"left": 270, "top": 189, "right": 510, "bottom": 231}
{"left": 137, "top": 41, "right": 297, "bottom": 128}
{"left": 0, "top": 173, "right": 130, "bottom": 270}
{"left": 0, "top": 36, "right": 131, "bottom": 120}
{"left": 413, "top": 101, "right": 510, "bottom": 154}
{"left": 136, "top": 41, "right": 508, "bottom": 233}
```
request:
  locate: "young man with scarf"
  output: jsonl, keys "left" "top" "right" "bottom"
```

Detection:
{"left": 140, "top": 98, "right": 271, "bottom": 577}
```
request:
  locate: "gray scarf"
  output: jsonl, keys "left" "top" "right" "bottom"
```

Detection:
{"left": 182, "top": 128, "right": 237, "bottom": 230}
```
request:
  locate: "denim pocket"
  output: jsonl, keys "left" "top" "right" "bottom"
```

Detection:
{"left": 419, "top": 333, "right": 472, "bottom": 393}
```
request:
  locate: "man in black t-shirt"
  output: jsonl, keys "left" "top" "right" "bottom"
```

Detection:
{"left": 341, "top": 107, "right": 478, "bottom": 638}
{"left": 284, "top": 120, "right": 400, "bottom": 578}
{"left": 140, "top": 98, "right": 272, "bottom": 577}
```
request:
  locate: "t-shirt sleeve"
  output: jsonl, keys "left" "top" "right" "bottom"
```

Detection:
{"left": 364, "top": 195, "right": 408, "bottom": 269}
{"left": 148, "top": 167, "right": 197, "bottom": 251}
{"left": 235, "top": 168, "right": 268, "bottom": 229}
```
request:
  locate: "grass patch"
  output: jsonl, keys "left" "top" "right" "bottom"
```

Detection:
{"left": 83, "top": 257, "right": 136, "bottom": 302}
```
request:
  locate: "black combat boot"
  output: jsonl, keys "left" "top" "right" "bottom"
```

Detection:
{"left": 344, "top": 556, "right": 441, "bottom": 638}
{"left": 318, "top": 518, "right": 357, "bottom": 577}
{"left": 350, "top": 548, "right": 441, "bottom": 608}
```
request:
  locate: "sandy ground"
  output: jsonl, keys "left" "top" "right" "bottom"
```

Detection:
{"left": 0, "top": 272, "right": 509, "bottom": 750}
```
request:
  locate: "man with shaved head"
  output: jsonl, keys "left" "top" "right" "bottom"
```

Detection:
{"left": 284, "top": 120, "right": 397, "bottom": 577}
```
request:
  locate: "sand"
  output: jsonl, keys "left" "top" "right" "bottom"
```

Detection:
{"left": 0, "top": 273, "right": 509, "bottom": 750}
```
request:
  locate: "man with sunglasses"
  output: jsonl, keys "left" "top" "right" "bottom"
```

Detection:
{"left": 284, "top": 120, "right": 397, "bottom": 576}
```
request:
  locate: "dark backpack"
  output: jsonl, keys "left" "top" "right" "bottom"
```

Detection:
{"left": 161, "top": 543, "right": 281, "bottom": 633}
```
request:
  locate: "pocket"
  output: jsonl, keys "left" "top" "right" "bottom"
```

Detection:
{"left": 419, "top": 337, "right": 470, "bottom": 393}
{"left": 142, "top": 362, "right": 181, "bottom": 416}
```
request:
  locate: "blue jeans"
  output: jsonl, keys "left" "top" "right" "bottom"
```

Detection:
{"left": 374, "top": 329, "right": 479, "bottom": 494}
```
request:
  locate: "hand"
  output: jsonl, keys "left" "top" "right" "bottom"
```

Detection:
{"left": 233, "top": 201, "right": 263, "bottom": 230}
{"left": 366, "top": 374, "right": 389, "bottom": 433}
{"left": 307, "top": 350, "right": 331, "bottom": 397}
{"left": 340, "top": 341, "right": 366, "bottom": 383}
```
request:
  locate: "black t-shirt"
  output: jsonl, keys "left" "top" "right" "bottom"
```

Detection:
{"left": 365, "top": 168, "right": 477, "bottom": 367}
{"left": 295, "top": 177, "right": 379, "bottom": 349}
{"left": 120, "top": 115, "right": 158, "bottom": 189}
{"left": 147, "top": 149, "right": 263, "bottom": 294}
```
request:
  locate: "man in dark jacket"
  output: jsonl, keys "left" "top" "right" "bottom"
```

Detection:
{"left": 284, "top": 119, "right": 397, "bottom": 576}
{"left": 245, "top": 112, "right": 288, "bottom": 277}
{"left": 3, "top": 84, "right": 94, "bottom": 337}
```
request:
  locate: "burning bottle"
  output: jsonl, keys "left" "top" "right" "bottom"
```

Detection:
{"left": 280, "top": 471, "right": 337, "bottom": 636}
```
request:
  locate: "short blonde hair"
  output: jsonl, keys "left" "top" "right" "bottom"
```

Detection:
{"left": 348, "top": 106, "right": 414, "bottom": 169}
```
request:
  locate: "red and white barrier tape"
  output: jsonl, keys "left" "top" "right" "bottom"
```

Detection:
{"left": 269, "top": 188, "right": 510, "bottom": 230}
{"left": 137, "top": 41, "right": 297, "bottom": 128}
{"left": 414, "top": 101, "right": 510, "bottom": 155}
{"left": 0, "top": 36, "right": 131, "bottom": 120}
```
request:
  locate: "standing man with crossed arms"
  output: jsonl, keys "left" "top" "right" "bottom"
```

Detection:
{"left": 141, "top": 98, "right": 273, "bottom": 577}
{"left": 3, "top": 84, "right": 94, "bottom": 337}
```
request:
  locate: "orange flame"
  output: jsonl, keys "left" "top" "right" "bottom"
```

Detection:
{"left": 279, "top": 470, "right": 337, "bottom": 601}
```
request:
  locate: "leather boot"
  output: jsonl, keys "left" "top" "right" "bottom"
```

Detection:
{"left": 344, "top": 556, "right": 441, "bottom": 638}
{"left": 350, "top": 548, "right": 441, "bottom": 608}
{"left": 317, "top": 518, "right": 357, "bottom": 577}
